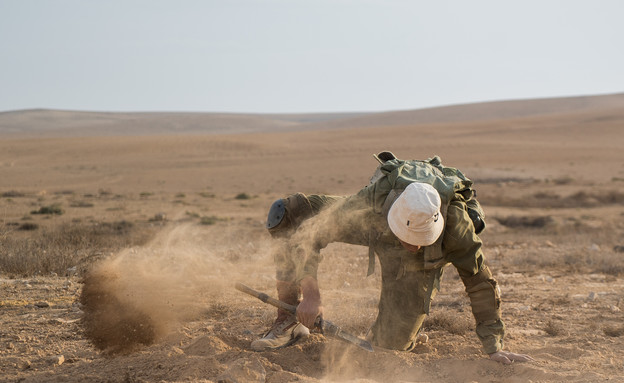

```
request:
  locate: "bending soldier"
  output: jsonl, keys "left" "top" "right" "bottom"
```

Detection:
{"left": 251, "top": 153, "right": 532, "bottom": 365}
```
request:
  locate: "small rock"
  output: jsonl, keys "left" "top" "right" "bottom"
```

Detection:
{"left": 544, "top": 240, "right": 556, "bottom": 248}
{"left": 19, "top": 359, "right": 31, "bottom": 370}
{"left": 152, "top": 213, "right": 167, "bottom": 222}
{"left": 613, "top": 245, "right": 624, "bottom": 253}
{"left": 35, "top": 301, "right": 50, "bottom": 308}
{"left": 48, "top": 355, "right": 65, "bottom": 365}
{"left": 588, "top": 292, "right": 596, "bottom": 301}
{"left": 611, "top": 305, "right": 621, "bottom": 313}
{"left": 538, "top": 275, "right": 554, "bottom": 283}
{"left": 589, "top": 244, "right": 601, "bottom": 252}
{"left": 171, "top": 346, "right": 184, "bottom": 355}
{"left": 342, "top": 281, "right": 351, "bottom": 288}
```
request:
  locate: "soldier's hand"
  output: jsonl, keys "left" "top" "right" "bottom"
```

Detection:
{"left": 296, "top": 297, "right": 323, "bottom": 329}
{"left": 297, "top": 276, "right": 323, "bottom": 329}
{"left": 489, "top": 350, "right": 534, "bottom": 364}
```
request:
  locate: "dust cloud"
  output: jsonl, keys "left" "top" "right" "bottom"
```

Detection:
{"left": 80, "top": 221, "right": 272, "bottom": 353}
{"left": 285, "top": 197, "right": 381, "bottom": 279}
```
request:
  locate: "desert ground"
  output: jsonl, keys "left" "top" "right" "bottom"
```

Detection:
{"left": 1, "top": 94, "right": 623, "bottom": 382}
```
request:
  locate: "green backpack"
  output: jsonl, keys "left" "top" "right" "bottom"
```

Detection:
{"left": 371, "top": 152, "right": 485, "bottom": 235}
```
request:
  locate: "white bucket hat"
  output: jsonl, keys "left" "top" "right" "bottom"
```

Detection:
{"left": 387, "top": 182, "right": 444, "bottom": 247}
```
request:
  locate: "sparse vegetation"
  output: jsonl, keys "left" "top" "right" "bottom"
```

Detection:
{"left": 0, "top": 221, "right": 154, "bottom": 277}
{"left": 70, "top": 201, "right": 95, "bottom": 208}
{"left": 552, "top": 176, "right": 574, "bottom": 185}
{"left": 234, "top": 193, "right": 251, "bottom": 200}
{"left": 200, "top": 215, "right": 220, "bottom": 225}
{"left": 544, "top": 319, "right": 567, "bottom": 336}
{"left": 30, "top": 204, "right": 64, "bottom": 215}
{"left": 423, "top": 310, "right": 472, "bottom": 335}
{"left": 604, "top": 325, "right": 624, "bottom": 337}
{"left": 55, "top": 190, "right": 75, "bottom": 195}
{"left": 17, "top": 223, "right": 39, "bottom": 231}
{"left": 2, "top": 190, "right": 25, "bottom": 198}
{"left": 494, "top": 215, "right": 555, "bottom": 229}
{"left": 480, "top": 189, "right": 624, "bottom": 208}
{"left": 149, "top": 213, "right": 167, "bottom": 222}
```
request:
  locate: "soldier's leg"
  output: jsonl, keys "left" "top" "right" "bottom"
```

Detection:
{"left": 251, "top": 242, "right": 309, "bottom": 351}
{"left": 368, "top": 253, "right": 442, "bottom": 351}
{"left": 274, "top": 265, "right": 300, "bottom": 321}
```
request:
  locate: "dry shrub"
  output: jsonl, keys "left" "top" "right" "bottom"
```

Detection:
{"left": 552, "top": 176, "right": 574, "bottom": 185}
{"left": 17, "top": 222, "right": 39, "bottom": 231}
{"left": 568, "top": 190, "right": 624, "bottom": 205}
{"left": 504, "top": 244, "right": 624, "bottom": 276}
{"left": 70, "top": 201, "right": 95, "bottom": 208}
{"left": 31, "top": 204, "right": 64, "bottom": 215}
{"left": 603, "top": 325, "right": 624, "bottom": 337}
{"left": 592, "top": 253, "right": 624, "bottom": 276}
{"left": 495, "top": 215, "right": 555, "bottom": 228}
{"left": 481, "top": 189, "right": 624, "bottom": 208}
{"left": 0, "top": 221, "right": 155, "bottom": 276}
{"left": 544, "top": 319, "right": 567, "bottom": 336}
{"left": 533, "top": 191, "right": 560, "bottom": 200}
{"left": 235, "top": 192, "right": 251, "bottom": 200}
{"left": 200, "top": 215, "right": 221, "bottom": 225}
{"left": 1, "top": 190, "right": 26, "bottom": 198}
{"left": 423, "top": 310, "right": 472, "bottom": 335}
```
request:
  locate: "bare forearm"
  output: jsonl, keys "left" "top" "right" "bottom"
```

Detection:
{"left": 296, "top": 276, "right": 323, "bottom": 328}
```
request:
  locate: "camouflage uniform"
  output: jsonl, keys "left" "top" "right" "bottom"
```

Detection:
{"left": 271, "top": 158, "right": 504, "bottom": 354}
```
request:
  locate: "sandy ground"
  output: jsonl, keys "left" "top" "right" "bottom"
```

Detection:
{"left": 1, "top": 97, "right": 624, "bottom": 382}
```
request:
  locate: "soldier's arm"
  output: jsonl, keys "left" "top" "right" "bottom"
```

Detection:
{"left": 275, "top": 193, "right": 374, "bottom": 327}
{"left": 294, "top": 193, "right": 378, "bottom": 281}
{"left": 267, "top": 193, "right": 345, "bottom": 238}
{"left": 442, "top": 200, "right": 504, "bottom": 355}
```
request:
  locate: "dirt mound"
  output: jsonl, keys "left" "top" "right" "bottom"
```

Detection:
{"left": 184, "top": 335, "right": 231, "bottom": 355}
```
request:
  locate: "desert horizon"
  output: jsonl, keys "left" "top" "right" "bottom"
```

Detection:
{"left": 1, "top": 92, "right": 624, "bottom": 382}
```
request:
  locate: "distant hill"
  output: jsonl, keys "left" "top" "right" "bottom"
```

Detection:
{"left": 1, "top": 93, "right": 623, "bottom": 137}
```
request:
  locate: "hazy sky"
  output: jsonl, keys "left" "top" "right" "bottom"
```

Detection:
{"left": 1, "top": 0, "right": 622, "bottom": 113}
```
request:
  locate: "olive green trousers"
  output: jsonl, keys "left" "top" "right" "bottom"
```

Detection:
{"left": 368, "top": 251, "right": 444, "bottom": 351}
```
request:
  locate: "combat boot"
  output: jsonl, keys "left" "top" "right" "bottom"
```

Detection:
{"left": 250, "top": 281, "right": 309, "bottom": 351}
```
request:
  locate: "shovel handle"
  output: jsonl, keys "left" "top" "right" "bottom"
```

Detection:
{"left": 235, "top": 283, "right": 297, "bottom": 315}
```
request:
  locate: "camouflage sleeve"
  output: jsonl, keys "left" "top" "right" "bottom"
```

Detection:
{"left": 443, "top": 200, "right": 485, "bottom": 277}
{"left": 307, "top": 194, "right": 345, "bottom": 213}
{"left": 296, "top": 193, "right": 376, "bottom": 281}
{"left": 443, "top": 200, "right": 505, "bottom": 354}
